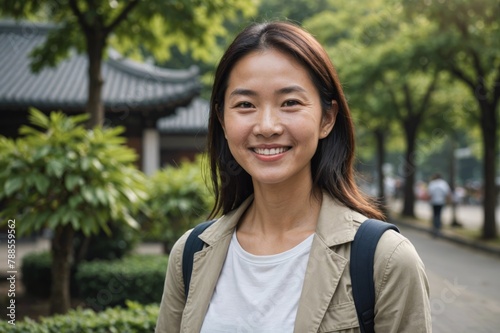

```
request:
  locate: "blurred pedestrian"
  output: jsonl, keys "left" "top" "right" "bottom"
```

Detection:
{"left": 427, "top": 173, "right": 451, "bottom": 236}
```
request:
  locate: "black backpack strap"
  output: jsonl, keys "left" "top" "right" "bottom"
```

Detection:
{"left": 350, "top": 219, "right": 400, "bottom": 333}
{"left": 182, "top": 220, "right": 216, "bottom": 299}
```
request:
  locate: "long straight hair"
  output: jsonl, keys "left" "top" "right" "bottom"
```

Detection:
{"left": 207, "top": 21, "right": 384, "bottom": 220}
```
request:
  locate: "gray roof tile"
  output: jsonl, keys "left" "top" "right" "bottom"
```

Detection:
{"left": 0, "top": 21, "right": 201, "bottom": 112}
{"left": 158, "top": 98, "right": 209, "bottom": 134}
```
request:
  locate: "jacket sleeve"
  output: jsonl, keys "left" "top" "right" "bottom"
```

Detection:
{"left": 155, "top": 231, "right": 190, "bottom": 333}
{"left": 373, "top": 231, "right": 432, "bottom": 332}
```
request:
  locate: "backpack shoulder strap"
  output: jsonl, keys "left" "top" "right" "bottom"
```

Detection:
{"left": 350, "top": 219, "right": 400, "bottom": 333}
{"left": 182, "top": 220, "right": 216, "bottom": 299}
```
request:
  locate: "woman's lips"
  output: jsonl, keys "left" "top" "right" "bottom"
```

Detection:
{"left": 252, "top": 147, "right": 291, "bottom": 156}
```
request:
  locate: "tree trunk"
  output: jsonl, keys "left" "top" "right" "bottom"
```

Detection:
{"left": 374, "top": 128, "right": 388, "bottom": 217}
{"left": 85, "top": 32, "right": 105, "bottom": 128}
{"left": 479, "top": 102, "right": 498, "bottom": 239}
{"left": 50, "top": 225, "right": 75, "bottom": 314}
{"left": 401, "top": 120, "right": 418, "bottom": 217}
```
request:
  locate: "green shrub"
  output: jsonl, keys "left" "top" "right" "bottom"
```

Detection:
{"left": 76, "top": 255, "right": 168, "bottom": 310}
{"left": 74, "top": 222, "right": 140, "bottom": 262}
{"left": 0, "top": 109, "right": 148, "bottom": 313}
{"left": 0, "top": 301, "right": 159, "bottom": 332}
{"left": 143, "top": 155, "right": 214, "bottom": 252}
{"left": 21, "top": 251, "right": 78, "bottom": 298}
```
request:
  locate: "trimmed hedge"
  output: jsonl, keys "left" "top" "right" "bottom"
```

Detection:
{"left": 21, "top": 251, "right": 79, "bottom": 298}
{"left": 0, "top": 301, "right": 159, "bottom": 333}
{"left": 76, "top": 254, "right": 168, "bottom": 310}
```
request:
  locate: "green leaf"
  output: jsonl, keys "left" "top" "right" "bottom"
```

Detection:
{"left": 47, "top": 212, "right": 61, "bottom": 229}
{"left": 33, "top": 174, "right": 50, "bottom": 195}
{"left": 123, "top": 213, "right": 139, "bottom": 229}
{"left": 47, "top": 159, "right": 65, "bottom": 178}
{"left": 68, "top": 194, "right": 83, "bottom": 209}
{"left": 95, "top": 187, "right": 108, "bottom": 205}
{"left": 4, "top": 177, "right": 23, "bottom": 196}
{"left": 33, "top": 145, "right": 51, "bottom": 160}
{"left": 81, "top": 157, "right": 90, "bottom": 171}
{"left": 27, "top": 108, "right": 50, "bottom": 129}
{"left": 65, "top": 174, "right": 82, "bottom": 191}
{"left": 81, "top": 186, "right": 97, "bottom": 206}
{"left": 80, "top": 218, "right": 96, "bottom": 236}
{"left": 90, "top": 158, "right": 103, "bottom": 171}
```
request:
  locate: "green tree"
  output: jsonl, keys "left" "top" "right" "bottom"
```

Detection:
{"left": 257, "top": 0, "right": 330, "bottom": 23}
{"left": 0, "top": 109, "right": 147, "bottom": 314}
{"left": 401, "top": 0, "right": 499, "bottom": 238}
{"left": 1, "top": 0, "right": 257, "bottom": 127}
{"left": 144, "top": 155, "right": 213, "bottom": 254}
{"left": 306, "top": 1, "right": 446, "bottom": 217}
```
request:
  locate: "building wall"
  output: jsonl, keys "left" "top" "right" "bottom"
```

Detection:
{"left": 160, "top": 134, "right": 207, "bottom": 167}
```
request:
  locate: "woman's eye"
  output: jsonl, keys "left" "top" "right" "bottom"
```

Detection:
{"left": 282, "top": 100, "right": 300, "bottom": 107}
{"left": 236, "top": 101, "right": 253, "bottom": 108}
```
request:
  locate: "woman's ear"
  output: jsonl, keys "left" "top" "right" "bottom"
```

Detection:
{"left": 320, "top": 100, "right": 338, "bottom": 139}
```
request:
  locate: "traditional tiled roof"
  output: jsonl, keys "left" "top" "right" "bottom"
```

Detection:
{"left": 0, "top": 20, "right": 201, "bottom": 112}
{"left": 158, "top": 98, "right": 209, "bottom": 134}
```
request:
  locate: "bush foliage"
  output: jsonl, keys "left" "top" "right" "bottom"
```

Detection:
{"left": 0, "top": 109, "right": 148, "bottom": 313}
{"left": 21, "top": 251, "right": 78, "bottom": 298}
{"left": 143, "top": 155, "right": 214, "bottom": 252}
{"left": 0, "top": 301, "right": 159, "bottom": 333}
{"left": 0, "top": 108, "right": 147, "bottom": 236}
{"left": 76, "top": 255, "right": 168, "bottom": 310}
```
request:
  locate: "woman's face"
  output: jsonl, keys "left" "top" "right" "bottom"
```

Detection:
{"left": 222, "top": 48, "right": 336, "bottom": 188}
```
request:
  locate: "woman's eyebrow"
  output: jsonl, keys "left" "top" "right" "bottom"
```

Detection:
{"left": 228, "top": 88, "right": 257, "bottom": 98}
{"left": 228, "top": 85, "right": 306, "bottom": 98}
{"left": 276, "top": 85, "right": 307, "bottom": 95}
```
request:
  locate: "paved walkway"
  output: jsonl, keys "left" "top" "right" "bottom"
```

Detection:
{"left": 400, "top": 225, "right": 500, "bottom": 332}
{"left": 388, "top": 199, "right": 500, "bottom": 256}
{"left": 388, "top": 199, "right": 500, "bottom": 232}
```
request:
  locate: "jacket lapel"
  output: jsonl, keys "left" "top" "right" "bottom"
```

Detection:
{"left": 180, "top": 197, "right": 253, "bottom": 333}
{"left": 294, "top": 194, "right": 364, "bottom": 333}
{"left": 182, "top": 233, "right": 232, "bottom": 332}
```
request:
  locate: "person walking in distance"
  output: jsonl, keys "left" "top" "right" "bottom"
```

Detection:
{"left": 427, "top": 173, "right": 451, "bottom": 236}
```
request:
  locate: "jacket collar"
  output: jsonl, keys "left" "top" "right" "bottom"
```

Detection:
{"left": 198, "top": 195, "right": 253, "bottom": 245}
{"left": 315, "top": 193, "right": 366, "bottom": 246}
{"left": 199, "top": 192, "right": 365, "bottom": 247}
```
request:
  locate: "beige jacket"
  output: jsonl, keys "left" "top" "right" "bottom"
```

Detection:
{"left": 156, "top": 195, "right": 432, "bottom": 332}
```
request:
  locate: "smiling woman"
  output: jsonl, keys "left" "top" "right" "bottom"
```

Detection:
{"left": 155, "top": 21, "right": 432, "bottom": 333}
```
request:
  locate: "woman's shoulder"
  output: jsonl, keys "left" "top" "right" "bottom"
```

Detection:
{"left": 373, "top": 227, "right": 426, "bottom": 292}
{"left": 168, "top": 217, "right": 228, "bottom": 264}
{"left": 168, "top": 229, "right": 193, "bottom": 272}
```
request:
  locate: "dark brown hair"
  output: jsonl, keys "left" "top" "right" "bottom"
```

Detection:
{"left": 207, "top": 21, "right": 384, "bottom": 220}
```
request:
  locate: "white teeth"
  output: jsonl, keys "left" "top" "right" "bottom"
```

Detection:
{"left": 254, "top": 147, "right": 289, "bottom": 156}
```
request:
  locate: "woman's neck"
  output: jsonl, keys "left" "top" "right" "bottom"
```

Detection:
{"left": 242, "top": 180, "right": 322, "bottom": 236}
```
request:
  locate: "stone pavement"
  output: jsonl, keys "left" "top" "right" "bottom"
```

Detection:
{"left": 388, "top": 199, "right": 500, "bottom": 255}
{"left": 389, "top": 198, "right": 500, "bottom": 231}
{"left": 400, "top": 225, "right": 500, "bottom": 332}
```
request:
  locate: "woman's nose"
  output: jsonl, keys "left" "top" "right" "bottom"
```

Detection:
{"left": 252, "top": 107, "right": 283, "bottom": 137}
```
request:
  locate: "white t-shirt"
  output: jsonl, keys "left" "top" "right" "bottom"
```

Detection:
{"left": 427, "top": 178, "right": 450, "bottom": 205}
{"left": 200, "top": 231, "right": 314, "bottom": 333}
